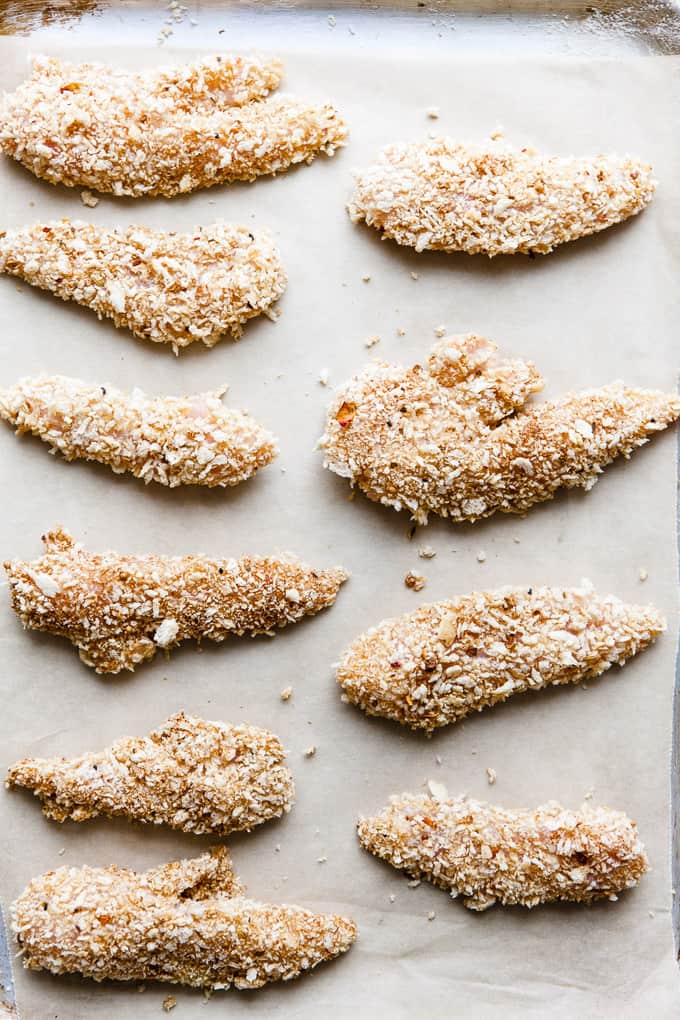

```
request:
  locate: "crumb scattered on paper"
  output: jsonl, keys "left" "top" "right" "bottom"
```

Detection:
{"left": 427, "top": 779, "right": 448, "bottom": 801}
{"left": 405, "top": 571, "right": 425, "bottom": 591}
{"left": 410, "top": 271, "right": 419, "bottom": 280}
{"left": 427, "top": 910, "right": 436, "bottom": 920}
{"left": 80, "top": 189, "right": 99, "bottom": 208}
{"left": 477, "top": 550, "right": 487, "bottom": 563}
{"left": 364, "top": 334, "right": 380, "bottom": 349}
{"left": 396, "top": 327, "right": 406, "bottom": 336}
{"left": 304, "top": 745, "right": 317, "bottom": 758}
{"left": 426, "top": 106, "right": 440, "bottom": 119}
{"left": 319, "top": 368, "right": 329, "bottom": 386}
{"left": 486, "top": 767, "right": 497, "bottom": 785}
{"left": 162, "top": 996, "right": 177, "bottom": 1012}
{"left": 362, "top": 274, "right": 371, "bottom": 282}
{"left": 418, "top": 546, "right": 436, "bottom": 559}
{"left": 280, "top": 686, "right": 293, "bottom": 701}
{"left": 434, "top": 325, "right": 446, "bottom": 337}
{"left": 639, "top": 567, "right": 648, "bottom": 581}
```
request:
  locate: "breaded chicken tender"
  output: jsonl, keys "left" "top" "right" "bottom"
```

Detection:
{"left": 0, "top": 55, "right": 347, "bottom": 197}
{"left": 4, "top": 527, "right": 347, "bottom": 673}
{"left": 12, "top": 846, "right": 356, "bottom": 988}
{"left": 0, "top": 376, "right": 277, "bottom": 488}
{"left": 358, "top": 794, "right": 648, "bottom": 910}
{"left": 337, "top": 583, "right": 664, "bottom": 731}
{"left": 320, "top": 334, "right": 680, "bottom": 523}
{"left": 0, "top": 220, "right": 286, "bottom": 348}
{"left": 8, "top": 712, "right": 295, "bottom": 835}
{"left": 349, "top": 136, "right": 655, "bottom": 255}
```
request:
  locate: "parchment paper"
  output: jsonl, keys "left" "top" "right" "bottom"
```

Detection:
{"left": 1, "top": 42, "right": 679, "bottom": 1019}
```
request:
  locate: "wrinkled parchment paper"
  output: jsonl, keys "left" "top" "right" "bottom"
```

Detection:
{"left": 1, "top": 41, "right": 679, "bottom": 1019}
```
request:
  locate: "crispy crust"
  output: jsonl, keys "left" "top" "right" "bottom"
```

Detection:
{"left": 12, "top": 846, "right": 357, "bottom": 988}
{"left": 7, "top": 712, "right": 295, "bottom": 835}
{"left": 337, "top": 584, "right": 665, "bottom": 731}
{"left": 4, "top": 527, "right": 347, "bottom": 674}
{"left": 358, "top": 794, "right": 648, "bottom": 910}
{"left": 0, "top": 376, "right": 277, "bottom": 488}
{"left": 348, "top": 137, "right": 656, "bottom": 255}
{"left": 0, "top": 55, "right": 347, "bottom": 197}
{"left": 0, "top": 220, "right": 286, "bottom": 348}
{"left": 320, "top": 334, "right": 680, "bottom": 523}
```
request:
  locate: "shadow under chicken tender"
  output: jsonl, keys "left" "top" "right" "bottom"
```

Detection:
{"left": 0, "top": 54, "right": 347, "bottom": 197}
{"left": 8, "top": 712, "right": 295, "bottom": 835}
{"left": 358, "top": 794, "right": 648, "bottom": 910}
{"left": 320, "top": 333, "right": 680, "bottom": 523}
{"left": 337, "top": 583, "right": 665, "bottom": 731}
{"left": 12, "top": 846, "right": 356, "bottom": 988}
{"left": 4, "top": 527, "right": 347, "bottom": 674}
{"left": 0, "top": 376, "right": 277, "bottom": 487}
{"left": 349, "top": 136, "right": 655, "bottom": 255}
{"left": 0, "top": 220, "right": 286, "bottom": 348}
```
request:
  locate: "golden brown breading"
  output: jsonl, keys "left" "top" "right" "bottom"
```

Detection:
{"left": 0, "top": 376, "right": 277, "bottom": 488}
{"left": 4, "top": 527, "right": 347, "bottom": 674}
{"left": 0, "top": 55, "right": 347, "bottom": 197}
{"left": 320, "top": 334, "right": 680, "bottom": 523}
{"left": 337, "top": 584, "right": 665, "bottom": 731}
{"left": 8, "top": 712, "right": 295, "bottom": 835}
{"left": 12, "top": 847, "right": 356, "bottom": 988}
{"left": 0, "top": 220, "right": 286, "bottom": 348}
{"left": 358, "top": 794, "right": 648, "bottom": 910}
{"left": 348, "top": 136, "right": 655, "bottom": 255}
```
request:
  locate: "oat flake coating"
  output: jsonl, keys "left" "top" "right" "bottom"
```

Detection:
{"left": 4, "top": 527, "right": 347, "bottom": 674}
{"left": 358, "top": 794, "right": 648, "bottom": 910}
{"left": 0, "top": 376, "right": 277, "bottom": 488}
{"left": 320, "top": 333, "right": 680, "bottom": 524}
{"left": 337, "top": 583, "right": 664, "bottom": 731}
{"left": 0, "top": 55, "right": 347, "bottom": 197}
{"left": 348, "top": 136, "right": 655, "bottom": 255}
{"left": 0, "top": 220, "right": 286, "bottom": 348}
{"left": 8, "top": 712, "right": 295, "bottom": 835}
{"left": 12, "top": 846, "right": 356, "bottom": 988}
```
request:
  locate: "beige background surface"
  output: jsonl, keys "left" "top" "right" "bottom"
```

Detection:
{"left": 0, "top": 42, "right": 679, "bottom": 1019}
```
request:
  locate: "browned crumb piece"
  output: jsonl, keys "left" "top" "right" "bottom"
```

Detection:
{"left": 12, "top": 847, "right": 356, "bottom": 988}
{"left": 0, "top": 376, "right": 277, "bottom": 488}
{"left": 162, "top": 996, "right": 177, "bottom": 1012}
{"left": 0, "top": 220, "right": 286, "bottom": 347}
{"left": 337, "top": 583, "right": 664, "bottom": 730}
{"left": 320, "top": 333, "right": 680, "bottom": 524}
{"left": 7, "top": 712, "right": 295, "bottom": 835}
{"left": 358, "top": 794, "right": 648, "bottom": 910}
{"left": 348, "top": 137, "right": 655, "bottom": 255}
{"left": 404, "top": 571, "right": 425, "bottom": 592}
{"left": 0, "top": 55, "right": 347, "bottom": 197}
{"left": 4, "top": 527, "right": 347, "bottom": 674}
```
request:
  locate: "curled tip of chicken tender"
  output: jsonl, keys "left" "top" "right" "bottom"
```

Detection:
{"left": 4, "top": 527, "right": 347, "bottom": 674}
{"left": 0, "top": 54, "right": 347, "bottom": 197}
{"left": 358, "top": 794, "right": 648, "bottom": 910}
{"left": 7, "top": 712, "right": 295, "bottom": 835}
{"left": 337, "top": 583, "right": 664, "bottom": 731}
{"left": 12, "top": 846, "right": 356, "bottom": 988}
{"left": 320, "top": 333, "right": 680, "bottom": 524}
{"left": 0, "top": 376, "right": 277, "bottom": 488}
{"left": 348, "top": 136, "right": 656, "bottom": 255}
{"left": 0, "top": 220, "right": 286, "bottom": 348}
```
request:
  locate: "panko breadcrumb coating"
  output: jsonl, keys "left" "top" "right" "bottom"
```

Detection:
{"left": 0, "top": 220, "right": 286, "bottom": 348}
{"left": 7, "top": 712, "right": 295, "bottom": 835}
{"left": 337, "top": 583, "right": 664, "bottom": 731}
{"left": 12, "top": 846, "right": 356, "bottom": 988}
{"left": 320, "top": 333, "right": 680, "bottom": 523}
{"left": 358, "top": 794, "right": 648, "bottom": 910}
{"left": 0, "top": 54, "right": 347, "bottom": 197}
{"left": 4, "top": 527, "right": 347, "bottom": 674}
{"left": 348, "top": 136, "right": 655, "bottom": 255}
{"left": 0, "top": 376, "right": 277, "bottom": 488}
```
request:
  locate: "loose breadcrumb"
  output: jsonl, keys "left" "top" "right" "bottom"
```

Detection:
{"left": 7, "top": 712, "right": 295, "bottom": 835}
{"left": 364, "top": 335, "right": 380, "bottom": 349}
{"left": 280, "top": 686, "right": 293, "bottom": 701}
{"left": 162, "top": 995, "right": 177, "bottom": 1011}
{"left": 486, "top": 767, "right": 497, "bottom": 786}
{"left": 358, "top": 794, "right": 648, "bottom": 910}
{"left": 349, "top": 136, "right": 656, "bottom": 255}
{"left": 0, "top": 376, "right": 277, "bottom": 488}
{"left": 639, "top": 568, "right": 648, "bottom": 582}
{"left": 336, "top": 583, "right": 664, "bottom": 731}
{"left": 418, "top": 546, "right": 436, "bottom": 559}
{"left": 303, "top": 746, "right": 317, "bottom": 758}
{"left": 12, "top": 847, "right": 356, "bottom": 988}
{"left": 79, "top": 189, "right": 98, "bottom": 207}
{"left": 320, "top": 333, "right": 680, "bottom": 524}
{"left": 4, "top": 527, "right": 347, "bottom": 674}
{"left": 404, "top": 571, "right": 426, "bottom": 592}
{"left": 0, "top": 220, "right": 286, "bottom": 348}
{"left": 0, "top": 55, "right": 348, "bottom": 197}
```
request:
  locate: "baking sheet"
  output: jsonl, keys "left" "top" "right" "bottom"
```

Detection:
{"left": 1, "top": 40, "right": 679, "bottom": 1019}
